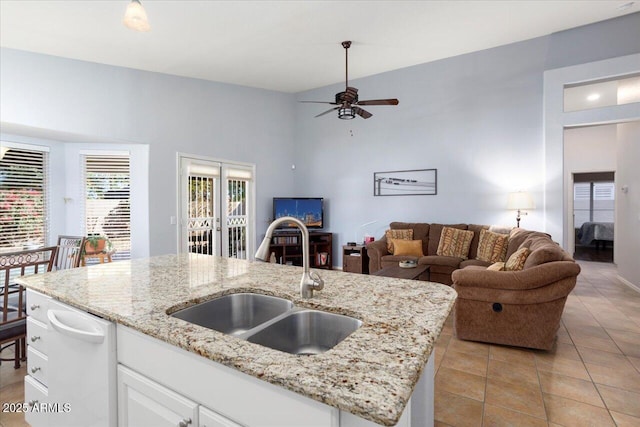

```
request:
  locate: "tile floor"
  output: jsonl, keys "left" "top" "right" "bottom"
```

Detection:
{"left": 434, "top": 261, "right": 640, "bottom": 427}
{"left": 1, "top": 261, "right": 639, "bottom": 427}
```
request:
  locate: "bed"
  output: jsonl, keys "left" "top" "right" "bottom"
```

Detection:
{"left": 577, "top": 222, "right": 614, "bottom": 248}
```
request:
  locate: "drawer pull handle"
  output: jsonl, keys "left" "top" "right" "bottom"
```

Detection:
{"left": 178, "top": 418, "right": 192, "bottom": 427}
{"left": 30, "top": 304, "right": 40, "bottom": 311}
{"left": 28, "top": 400, "right": 38, "bottom": 407}
{"left": 31, "top": 336, "right": 41, "bottom": 342}
{"left": 31, "top": 367, "right": 41, "bottom": 374}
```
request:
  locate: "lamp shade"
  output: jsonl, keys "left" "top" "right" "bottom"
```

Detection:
{"left": 507, "top": 191, "right": 535, "bottom": 210}
{"left": 123, "top": 0, "right": 150, "bottom": 32}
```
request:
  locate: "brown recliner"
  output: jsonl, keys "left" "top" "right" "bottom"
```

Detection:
{"left": 451, "top": 230, "right": 580, "bottom": 351}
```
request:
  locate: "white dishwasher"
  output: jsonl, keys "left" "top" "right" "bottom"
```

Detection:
{"left": 46, "top": 299, "right": 117, "bottom": 427}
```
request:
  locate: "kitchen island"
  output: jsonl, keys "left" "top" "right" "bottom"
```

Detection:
{"left": 18, "top": 254, "right": 456, "bottom": 427}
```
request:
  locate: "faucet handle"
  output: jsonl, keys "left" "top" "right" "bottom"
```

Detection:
{"left": 310, "top": 270, "right": 324, "bottom": 291}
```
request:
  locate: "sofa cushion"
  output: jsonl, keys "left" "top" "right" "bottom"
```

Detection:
{"left": 436, "top": 227, "right": 475, "bottom": 259}
{"left": 487, "top": 262, "right": 505, "bottom": 271}
{"left": 385, "top": 229, "right": 413, "bottom": 253}
{"left": 419, "top": 255, "right": 463, "bottom": 268}
{"left": 392, "top": 239, "right": 424, "bottom": 257}
{"left": 476, "top": 229, "right": 509, "bottom": 263}
{"left": 523, "top": 245, "right": 566, "bottom": 269}
{"left": 459, "top": 259, "right": 491, "bottom": 269}
{"left": 505, "top": 247, "right": 530, "bottom": 271}
{"left": 506, "top": 228, "right": 550, "bottom": 258}
{"left": 428, "top": 224, "right": 467, "bottom": 256}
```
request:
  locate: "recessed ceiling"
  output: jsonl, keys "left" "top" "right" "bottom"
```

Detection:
{"left": 0, "top": 1, "right": 637, "bottom": 93}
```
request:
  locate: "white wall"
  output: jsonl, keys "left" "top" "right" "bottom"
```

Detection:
{"left": 616, "top": 121, "right": 640, "bottom": 287}
{"left": 294, "top": 14, "right": 640, "bottom": 266}
{"left": 0, "top": 48, "right": 297, "bottom": 256}
{"left": 2, "top": 13, "right": 639, "bottom": 266}
{"left": 563, "top": 124, "right": 617, "bottom": 255}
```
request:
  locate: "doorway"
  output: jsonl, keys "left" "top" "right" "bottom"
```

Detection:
{"left": 572, "top": 172, "right": 615, "bottom": 262}
{"left": 177, "top": 155, "right": 255, "bottom": 259}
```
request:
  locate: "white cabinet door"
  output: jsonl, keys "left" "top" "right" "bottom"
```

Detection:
{"left": 199, "top": 406, "right": 243, "bottom": 427}
{"left": 118, "top": 365, "right": 199, "bottom": 427}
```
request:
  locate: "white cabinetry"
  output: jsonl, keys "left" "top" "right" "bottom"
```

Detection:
{"left": 118, "top": 365, "right": 200, "bottom": 427}
{"left": 24, "top": 291, "right": 51, "bottom": 427}
{"left": 118, "top": 365, "right": 242, "bottom": 427}
{"left": 24, "top": 290, "right": 117, "bottom": 427}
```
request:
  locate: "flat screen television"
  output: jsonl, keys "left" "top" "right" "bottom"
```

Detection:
{"left": 273, "top": 197, "right": 324, "bottom": 229}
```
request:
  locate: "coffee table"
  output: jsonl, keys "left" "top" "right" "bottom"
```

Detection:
{"left": 372, "top": 264, "right": 430, "bottom": 281}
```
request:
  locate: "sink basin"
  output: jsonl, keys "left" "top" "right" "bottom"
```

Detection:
{"left": 170, "top": 293, "right": 293, "bottom": 336}
{"left": 247, "top": 309, "right": 362, "bottom": 355}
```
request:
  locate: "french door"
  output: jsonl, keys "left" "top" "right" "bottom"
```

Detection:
{"left": 178, "top": 155, "right": 255, "bottom": 259}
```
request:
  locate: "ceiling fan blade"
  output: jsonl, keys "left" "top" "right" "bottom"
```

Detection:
{"left": 353, "top": 106, "right": 372, "bottom": 119}
{"left": 300, "top": 101, "right": 339, "bottom": 105}
{"left": 356, "top": 99, "right": 399, "bottom": 106}
{"left": 315, "top": 106, "right": 340, "bottom": 118}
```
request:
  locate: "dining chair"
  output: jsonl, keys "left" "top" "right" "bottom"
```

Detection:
{"left": 0, "top": 246, "right": 57, "bottom": 368}
{"left": 54, "top": 235, "right": 86, "bottom": 270}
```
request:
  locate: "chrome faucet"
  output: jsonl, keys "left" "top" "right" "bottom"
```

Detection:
{"left": 255, "top": 216, "right": 324, "bottom": 298}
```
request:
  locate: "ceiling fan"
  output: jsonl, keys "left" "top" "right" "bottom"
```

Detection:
{"left": 301, "top": 41, "right": 399, "bottom": 120}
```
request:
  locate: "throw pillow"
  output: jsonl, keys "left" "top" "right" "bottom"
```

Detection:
{"left": 476, "top": 229, "right": 509, "bottom": 263}
{"left": 385, "top": 229, "right": 413, "bottom": 254}
{"left": 436, "top": 227, "right": 475, "bottom": 260}
{"left": 392, "top": 239, "right": 424, "bottom": 257}
{"left": 505, "top": 247, "right": 530, "bottom": 271}
{"left": 487, "top": 262, "right": 505, "bottom": 271}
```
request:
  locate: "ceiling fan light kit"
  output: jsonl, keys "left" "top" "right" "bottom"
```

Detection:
{"left": 123, "top": 0, "right": 151, "bottom": 32}
{"left": 301, "top": 41, "right": 399, "bottom": 120}
{"left": 338, "top": 107, "right": 356, "bottom": 120}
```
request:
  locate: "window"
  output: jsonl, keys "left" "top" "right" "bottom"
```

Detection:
{"left": 0, "top": 144, "right": 49, "bottom": 251}
{"left": 574, "top": 181, "right": 615, "bottom": 227}
{"left": 82, "top": 153, "right": 131, "bottom": 260}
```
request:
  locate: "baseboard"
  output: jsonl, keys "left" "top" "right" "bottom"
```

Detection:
{"left": 618, "top": 275, "right": 640, "bottom": 294}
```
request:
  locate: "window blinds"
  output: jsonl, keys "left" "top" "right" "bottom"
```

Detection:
{"left": 0, "top": 146, "right": 49, "bottom": 251}
{"left": 83, "top": 154, "right": 131, "bottom": 260}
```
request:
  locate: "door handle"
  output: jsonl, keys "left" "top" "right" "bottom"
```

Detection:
{"left": 48, "top": 310, "right": 105, "bottom": 344}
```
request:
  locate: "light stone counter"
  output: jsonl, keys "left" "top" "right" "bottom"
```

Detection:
{"left": 18, "top": 254, "right": 457, "bottom": 426}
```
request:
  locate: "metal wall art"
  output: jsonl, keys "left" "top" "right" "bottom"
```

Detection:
{"left": 373, "top": 169, "right": 437, "bottom": 196}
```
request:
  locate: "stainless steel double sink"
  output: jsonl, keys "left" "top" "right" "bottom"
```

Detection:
{"left": 170, "top": 293, "right": 362, "bottom": 355}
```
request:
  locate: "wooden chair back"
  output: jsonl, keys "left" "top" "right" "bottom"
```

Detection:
{"left": 0, "top": 246, "right": 57, "bottom": 368}
{"left": 54, "top": 235, "right": 86, "bottom": 270}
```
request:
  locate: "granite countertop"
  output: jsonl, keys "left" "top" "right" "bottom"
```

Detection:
{"left": 18, "top": 254, "right": 457, "bottom": 426}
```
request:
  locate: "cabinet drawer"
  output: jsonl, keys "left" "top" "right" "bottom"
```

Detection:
{"left": 27, "top": 346, "right": 49, "bottom": 387}
{"left": 24, "top": 374, "right": 49, "bottom": 427}
{"left": 27, "top": 290, "right": 50, "bottom": 323}
{"left": 27, "top": 317, "right": 49, "bottom": 354}
{"left": 200, "top": 406, "right": 243, "bottom": 427}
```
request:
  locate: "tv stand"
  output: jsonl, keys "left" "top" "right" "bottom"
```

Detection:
{"left": 269, "top": 231, "right": 333, "bottom": 269}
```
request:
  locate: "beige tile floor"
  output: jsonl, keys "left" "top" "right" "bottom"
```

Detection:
{"left": 1, "top": 261, "right": 638, "bottom": 427}
{"left": 435, "top": 261, "right": 640, "bottom": 427}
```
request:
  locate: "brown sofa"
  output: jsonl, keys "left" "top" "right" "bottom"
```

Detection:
{"left": 366, "top": 222, "right": 494, "bottom": 285}
{"left": 452, "top": 228, "right": 580, "bottom": 350}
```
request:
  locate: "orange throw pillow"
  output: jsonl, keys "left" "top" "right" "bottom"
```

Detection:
{"left": 385, "top": 229, "right": 413, "bottom": 254}
{"left": 392, "top": 239, "right": 424, "bottom": 257}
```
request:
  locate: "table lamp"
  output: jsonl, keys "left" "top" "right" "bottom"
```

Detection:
{"left": 507, "top": 191, "right": 535, "bottom": 228}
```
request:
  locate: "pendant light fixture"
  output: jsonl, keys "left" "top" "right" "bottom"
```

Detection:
{"left": 123, "top": 0, "right": 150, "bottom": 32}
